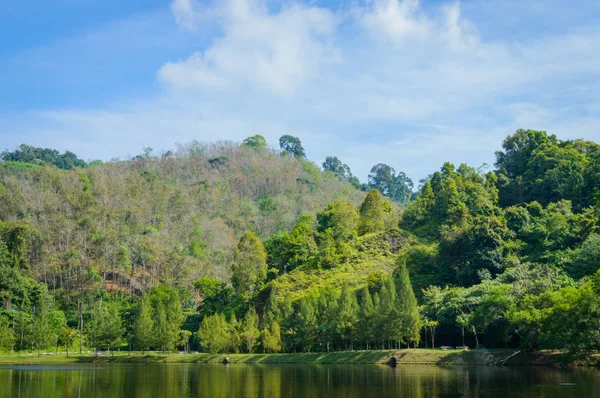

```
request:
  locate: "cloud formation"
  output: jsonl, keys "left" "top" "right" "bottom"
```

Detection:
{"left": 2, "top": 0, "right": 599, "bottom": 180}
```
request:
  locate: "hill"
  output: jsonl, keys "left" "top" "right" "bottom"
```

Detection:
{"left": 0, "top": 141, "right": 364, "bottom": 292}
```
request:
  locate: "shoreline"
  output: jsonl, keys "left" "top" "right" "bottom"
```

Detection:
{"left": 1, "top": 349, "right": 598, "bottom": 367}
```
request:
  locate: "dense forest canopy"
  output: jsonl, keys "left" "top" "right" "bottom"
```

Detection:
{"left": 0, "top": 130, "right": 599, "bottom": 357}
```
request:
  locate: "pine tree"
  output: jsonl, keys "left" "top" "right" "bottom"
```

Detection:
{"left": 317, "top": 286, "right": 339, "bottom": 352}
{"left": 336, "top": 284, "right": 359, "bottom": 350}
{"left": 104, "top": 304, "right": 124, "bottom": 355}
{"left": 199, "top": 313, "right": 229, "bottom": 353}
{"left": 376, "top": 278, "right": 397, "bottom": 349}
{"left": 358, "top": 287, "right": 375, "bottom": 350}
{"left": 134, "top": 295, "right": 154, "bottom": 354}
{"left": 165, "top": 289, "right": 184, "bottom": 352}
{"left": 296, "top": 297, "right": 317, "bottom": 352}
{"left": 263, "top": 321, "right": 282, "bottom": 353}
{"left": 395, "top": 264, "right": 421, "bottom": 347}
{"left": 153, "top": 300, "right": 168, "bottom": 352}
{"left": 262, "top": 289, "right": 280, "bottom": 329}
{"left": 242, "top": 307, "right": 260, "bottom": 353}
{"left": 280, "top": 294, "right": 295, "bottom": 352}
{"left": 228, "top": 314, "right": 241, "bottom": 353}
{"left": 32, "top": 296, "right": 51, "bottom": 353}
{"left": 358, "top": 189, "right": 386, "bottom": 235}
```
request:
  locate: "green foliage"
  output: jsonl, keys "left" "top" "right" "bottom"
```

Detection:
{"left": 89, "top": 302, "right": 124, "bottom": 353}
{"left": 1, "top": 144, "right": 87, "bottom": 170}
{"left": 199, "top": 313, "right": 230, "bottom": 353}
{"left": 232, "top": 231, "right": 268, "bottom": 300}
{"left": 316, "top": 199, "right": 359, "bottom": 268}
{"left": 241, "top": 307, "right": 260, "bottom": 353}
{"left": 134, "top": 295, "right": 154, "bottom": 353}
{"left": 367, "top": 164, "right": 413, "bottom": 204}
{"left": 395, "top": 264, "right": 421, "bottom": 345}
{"left": 358, "top": 190, "right": 387, "bottom": 235}
{"left": 0, "top": 317, "right": 15, "bottom": 352}
{"left": 567, "top": 233, "right": 600, "bottom": 279}
{"left": 262, "top": 321, "right": 282, "bottom": 353}
{"left": 279, "top": 135, "right": 306, "bottom": 158}
{"left": 322, "top": 156, "right": 361, "bottom": 189}
{"left": 242, "top": 135, "right": 268, "bottom": 149}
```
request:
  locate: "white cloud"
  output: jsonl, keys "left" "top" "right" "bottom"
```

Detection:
{"left": 159, "top": 0, "right": 338, "bottom": 97}
{"left": 3, "top": 0, "right": 600, "bottom": 181}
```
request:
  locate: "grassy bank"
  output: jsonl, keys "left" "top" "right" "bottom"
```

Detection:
{"left": 2, "top": 349, "right": 597, "bottom": 366}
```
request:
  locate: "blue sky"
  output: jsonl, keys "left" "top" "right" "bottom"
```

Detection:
{"left": 1, "top": 0, "right": 599, "bottom": 180}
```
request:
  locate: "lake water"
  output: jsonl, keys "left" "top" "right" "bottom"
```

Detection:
{"left": 0, "top": 363, "right": 598, "bottom": 397}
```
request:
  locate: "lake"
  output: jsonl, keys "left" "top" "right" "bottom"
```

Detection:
{"left": 0, "top": 363, "right": 598, "bottom": 397}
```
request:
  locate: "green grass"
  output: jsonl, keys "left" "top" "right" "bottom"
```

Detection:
{"left": 0, "top": 349, "right": 572, "bottom": 366}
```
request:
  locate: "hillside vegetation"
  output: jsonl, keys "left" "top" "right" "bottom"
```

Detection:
{"left": 1, "top": 131, "right": 600, "bottom": 362}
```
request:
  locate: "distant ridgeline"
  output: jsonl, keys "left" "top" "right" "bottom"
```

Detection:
{"left": 1, "top": 131, "right": 600, "bottom": 359}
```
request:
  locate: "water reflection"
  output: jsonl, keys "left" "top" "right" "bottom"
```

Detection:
{"left": 0, "top": 363, "right": 598, "bottom": 398}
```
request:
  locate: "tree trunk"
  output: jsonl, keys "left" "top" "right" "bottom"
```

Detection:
{"left": 79, "top": 301, "right": 83, "bottom": 354}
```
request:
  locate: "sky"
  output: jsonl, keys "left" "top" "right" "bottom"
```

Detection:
{"left": 1, "top": 0, "right": 599, "bottom": 181}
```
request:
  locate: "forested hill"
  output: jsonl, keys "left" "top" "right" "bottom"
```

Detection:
{"left": 1, "top": 130, "right": 600, "bottom": 358}
{"left": 0, "top": 138, "right": 365, "bottom": 287}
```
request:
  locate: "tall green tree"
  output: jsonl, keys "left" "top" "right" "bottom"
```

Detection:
{"left": 358, "top": 287, "right": 375, "bottom": 350}
{"left": 134, "top": 295, "right": 154, "bottom": 353}
{"left": 296, "top": 296, "right": 317, "bottom": 352}
{"left": 165, "top": 289, "right": 184, "bottom": 352}
{"left": 262, "top": 321, "right": 282, "bottom": 353}
{"left": 279, "top": 135, "right": 306, "bottom": 158}
{"left": 232, "top": 232, "right": 268, "bottom": 300}
{"left": 336, "top": 284, "right": 359, "bottom": 350}
{"left": 199, "top": 313, "right": 229, "bottom": 353}
{"left": 395, "top": 265, "right": 421, "bottom": 347}
{"left": 242, "top": 307, "right": 260, "bottom": 353}
{"left": 358, "top": 189, "right": 387, "bottom": 235}
{"left": 262, "top": 289, "right": 281, "bottom": 329}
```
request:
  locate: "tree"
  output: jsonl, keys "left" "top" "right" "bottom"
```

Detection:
{"left": 262, "top": 289, "right": 281, "bottom": 329}
{"left": 164, "top": 289, "right": 184, "bottom": 352}
{"left": 48, "top": 310, "right": 67, "bottom": 355}
{"left": 262, "top": 321, "right": 282, "bottom": 353}
{"left": 358, "top": 287, "right": 375, "bottom": 350}
{"left": 1, "top": 144, "right": 87, "bottom": 169}
{"left": 358, "top": 190, "right": 386, "bottom": 235}
{"left": 242, "top": 307, "right": 260, "bottom": 353}
{"left": 103, "top": 304, "right": 125, "bottom": 355}
{"left": 180, "top": 330, "right": 192, "bottom": 354}
{"left": 0, "top": 317, "right": 15, "bottom": 353}
{"left": 134, "top": 295, "right": 154, "bottom": 354}
{"left": 296, "top": 296, "right": 317, "bottom": 352}
{"left": 153, "top": 300, "right": 168, "bottom": 352}
{"left": 367, "top": 164, "right": 413, "bottom": 204}
{"left": 322, "top": 156, "right": 361, "bottom": 189}
{"left": 569, "top": 234, "right": 600, "bottom": 279}
{"left": 62, "top": 327, "right": 77, "bottom": 357}
{"left": 316, "top": 200, "right": 359, "bottom": 268}
{"left": 279, "top": 135, "right": 306, "bottom": 158}
{"left": 228, "top": 314, "right": 241, "bottom": 353}
{"left": 316, "top": 286, "right": 339, "bottom": 352}
{"left": 426, "top": 320, "right": 439, "bottom": 349}
{"left": 199, "top": 313, "right": 229, "bottom": 353}
{"left": 242, "top": 135, "right": 268, "bottom": 149}
{"left": 89, "top": 302, "right": 124, "bottom": 355}
{"left": 32, "top": 295, "right": 51, "bottom": 354}
{"left": 395, "top": 265, "right": 421, "bottom": 347}
{"left": 232, "top": 232, "right": 268, "bottom": 300}
{"left": 336, "top": 284, "right": 359, "bottom": 350}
